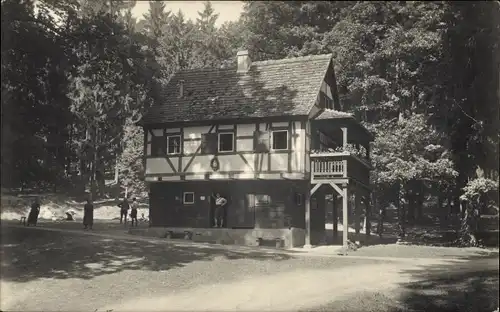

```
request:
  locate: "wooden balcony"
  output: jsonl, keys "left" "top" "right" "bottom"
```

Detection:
{"left": 310, "top": 152, "right": 371, "bottom": 186}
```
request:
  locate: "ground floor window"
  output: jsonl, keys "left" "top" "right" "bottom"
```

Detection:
{"left": 183, "top": 192, "right": 194, "bottom": 204}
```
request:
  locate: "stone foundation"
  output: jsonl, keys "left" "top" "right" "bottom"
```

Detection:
{"left": 129, "top": 227, "right": 307, "bottom": 248}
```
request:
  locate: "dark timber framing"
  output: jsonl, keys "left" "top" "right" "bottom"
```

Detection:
{"left": 144, "top": 120, "right": 304, "bottom": 181}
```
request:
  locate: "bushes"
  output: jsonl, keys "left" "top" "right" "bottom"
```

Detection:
{"left": 456, "top": 177, "right": 499, "bottom": 246}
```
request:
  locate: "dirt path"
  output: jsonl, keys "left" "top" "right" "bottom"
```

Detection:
{"left": 100, "top": 261, "right": 434, "bottom": 312}
{"left": 2, "top": 225, "right": 496, "bottom": 312}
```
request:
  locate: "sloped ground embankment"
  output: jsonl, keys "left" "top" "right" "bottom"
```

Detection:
{"left": 0, "top": 193, "right": 148, "bottom": 221}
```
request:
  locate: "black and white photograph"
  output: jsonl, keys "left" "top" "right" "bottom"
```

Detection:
{"left": 1, "top": 1, "right": 499, "bottom": 311}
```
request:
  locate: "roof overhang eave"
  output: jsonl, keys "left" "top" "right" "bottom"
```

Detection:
{"left": 312, "top": 116, "right": 375, "bottom": 142}
{"left": 141, "top": 114, "right": 310, "bottom": 128}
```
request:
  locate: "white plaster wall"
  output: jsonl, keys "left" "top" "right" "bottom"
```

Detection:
{"left": 236, "top": 138, "right": 253, "bottom": 152}
{"left": 145, "top": 158, "right": 175, "bottom": 174}
{"left": 218, "top": 124, "right": 234, "bottom": 130}
{"left": 184, "top": 126, "right": 212, "bottom": 140}
{"left": 291, "top": 121, "right": 305, "bottom": 172}
{"left": 270, "top": 153, "right": 288, "bottom": 171}
{"left": 185, "top": 153, "right": 255, "bottom": 174}
{"left": 254, "top": 153, "right": 269, "bottom": 172}
{"left": 272, "top": 121, "right": 288, "bottom": 127}
{"left": 145, "top": 121, "right": 309, "bottom": 179}
{"left": 237, "top": 124, "right": 255, "bottom": 136}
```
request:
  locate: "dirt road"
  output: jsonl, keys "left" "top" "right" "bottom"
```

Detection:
{"left": 1, "top": 226, "right": 498, "bottom": 312}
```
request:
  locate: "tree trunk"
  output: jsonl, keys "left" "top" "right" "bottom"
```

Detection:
{"left": 415, "top": 181, "right": 424, "bottom": 221}
{"left": 416, "top": 192, "right": 424, "bottom": 221}
{"left": 438, "top": 188, "right": 446, "bottom": 229}
{"left": 397, "top": 182, "right": 406, "bottom": 239}
{"left": 113, "top": 158, "right": 120, "bottom": 200}
{"left": 407, "top": 191, "right": 415, "bottom": 225}
{"left": 365, "top": 193, "right": 372, "bottom": 237}
{"left": 90, "top": 125, "right": 98, "bottom": 201}
{"left": 376, "top": 195, "right": 384, "bottom": 237}
{"left": 114, "top": 159, "right": 119, "bottom": 184}
{"left": 458, "top": 201, "right": 479, "bottom": 246}
{"left": 79, "top": 158, "right": 87, "bottom": 194}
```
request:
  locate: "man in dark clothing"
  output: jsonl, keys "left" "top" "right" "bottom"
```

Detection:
{"left": 27, "top": 198, "right": 41, "bottom": 226}
{"left": 83, "top": 199, "right": 94, "bottom": 230}
{"left": 117, "top": 197, "right": 130, "bottom": 224}
{"left": 130, "top": 197, "right": 139, "bottom": 227}
{"left": 377, "top": 207, "right": 386, "bottom": 238}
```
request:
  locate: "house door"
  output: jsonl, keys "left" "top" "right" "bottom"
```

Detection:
{"left": 231, "top": 193, "right": 255, "bottom": 229}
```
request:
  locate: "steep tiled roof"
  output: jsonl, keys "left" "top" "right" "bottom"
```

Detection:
{"left": 142, "top": 54, "right": 333, "bottom": 125}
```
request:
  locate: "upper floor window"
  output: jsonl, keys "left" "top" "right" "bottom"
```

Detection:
{"left": 271, "top": 130, "right": 288, "bottom": 151}
{"left": 167, "top": 135, "right": 181, "bottom": 155}
{"left": 218, "top": 132, "right": 234, "bottom": 152}
{"left": 323, "top": 93, "right": 333, "bottom": 109}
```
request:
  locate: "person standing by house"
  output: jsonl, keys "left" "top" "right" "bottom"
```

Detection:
{"left": 130, "top": 197, "right": 139, "bottom": 227}
{"left": 212, "top": 193, "right": 227, "bottom": 228}
{"left": 377, "top": 206, "right": 386, "bottom": 238}
{"left": 117, "top": 197, "right": 130, "bottom": 224}
{"left": 27, "top": 197, "right": 41, "bottom": 226}
{"left": 83, "top": 198, "right": 94, "bottom": 230}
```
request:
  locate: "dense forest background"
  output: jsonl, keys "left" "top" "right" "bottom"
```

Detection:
{"left": 1, "top": 0, "right": 499, "bottom": 243}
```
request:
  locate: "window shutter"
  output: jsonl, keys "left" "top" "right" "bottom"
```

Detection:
{"left": 254, "top": 130, "right": 270, "bottom": 152}
{"left": 151, "top": 135, "right": 165, "bottom": 156}
{"left": 201, "top": 133, "right": 217, "bottom": 154}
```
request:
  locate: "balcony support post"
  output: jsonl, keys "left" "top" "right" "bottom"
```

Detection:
{"left": 341, "top": 183, "right": 349, "bottom": 251}
{"left": 341, "top": 127, "right": 348, "bottom": 150}
{"left": 304, "top": 190, "right": 311, "bottom": 248}
{"left": 305, "top": 183, "right": 322, "bottom": 248}
{"left": 354, "top": 184, "right": 361, "bottom": 235}
{"left": 332, "top": 194, "right": 338, "bottom": 239}
{"left": 365, "top": 189, "right": 372, "bottom": 238}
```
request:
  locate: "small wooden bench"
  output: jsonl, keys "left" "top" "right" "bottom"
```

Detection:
{"left": 163, "top": 230, "right": 193, "bottom": 240}
{"left": 256, "top": 237, "right": 284, "bottom": 248}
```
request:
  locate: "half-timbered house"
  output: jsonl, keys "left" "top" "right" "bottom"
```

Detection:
{"left": 139, "top": 50, "right": 374, "bottom": 249}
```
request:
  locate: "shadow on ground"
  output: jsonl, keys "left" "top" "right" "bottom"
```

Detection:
{"left": 300, "top": 255, "right": 499, "bottom": 312}
{"left": 391, "top": 256, "right": 499, "bottom": 312}
{"left": 0, "top": 226, "right": 292, "bottom": 283}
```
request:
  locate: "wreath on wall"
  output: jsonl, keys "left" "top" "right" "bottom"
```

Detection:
{"left": 210, "top": 157, "right": 220, "bottom": 172}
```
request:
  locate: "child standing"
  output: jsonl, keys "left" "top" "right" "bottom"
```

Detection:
{"left": 130, "top": 197, "right": 138, "bottom": 227}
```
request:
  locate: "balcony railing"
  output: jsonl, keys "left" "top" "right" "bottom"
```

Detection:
{"left": 310, "top": 152, "right": 370, "bottom": 185}
{"left": 311, "top": 157, "right": 345, "bottom": 177}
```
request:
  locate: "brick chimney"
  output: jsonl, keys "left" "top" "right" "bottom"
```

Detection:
{"left": 178, "top": 79, "right": 185, "bottom": 98}
{"left": 237, "top": 50, "right": 251, "bottom": 73}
